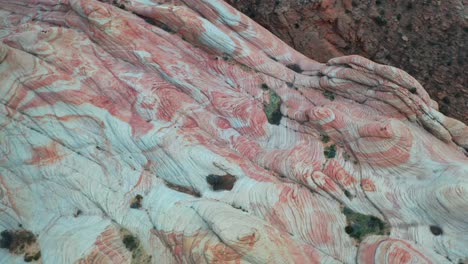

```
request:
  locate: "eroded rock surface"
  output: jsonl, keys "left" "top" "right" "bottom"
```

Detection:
{"left": 0, "top": 0, "right": 467, "bottom": 263}
{"left": 228, "top": 0, "right": 468, "bottom": 123}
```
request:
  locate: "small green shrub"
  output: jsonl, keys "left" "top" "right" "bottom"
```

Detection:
{"left": 323, "top": 90, "right": 335, "bottom": 101}
{"left": 123, "top": 235, "right": 139, "bottom": 251}
{"left": 342, "top": 207, "right": 389, "bottom": 241}
{"left": 324, "top": 144, "right": 336, "bottom": 158}
{"left": 222, "top": 54, "right": 231, "bottom": 61}
{"left": 130, "top": 195, "right": 143, "bottom": 209}
{"left": 320, "top": 134, "right": 330, "bottom": 143}
{"left": 344, "top": 190, "right": 352, "bottom": 199}
{"left": 264, "top": 91, "right": 282, "bottom": 125}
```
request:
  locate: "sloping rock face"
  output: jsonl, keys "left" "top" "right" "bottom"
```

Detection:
{"left": 227, "top": 0, "right": 468, "bottom": 124}
{"left": 0, "top": 0, "right": 467, "bottom": 263}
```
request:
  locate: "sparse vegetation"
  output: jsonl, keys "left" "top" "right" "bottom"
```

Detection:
{"left": 374, "top": 16, "right": 387, "bottom": 26}
{"left": 342, "top": 207, "right": 389, "bottom": 241}
{"left": 324, "top": 144, "right": 336, "bottom": 158}
{"left": 0, "top": 230, "right": 36, "bottom": 252}
{"left": 261, "top": 83, "right": 269, "bottom": 90}
{"left": 409, "top": 87, "right": 417, "bottom": 94}
{"left": 24, "top": 252, "right": 41, "bottom": 262}
{"left": 263, "top": 90, "right": 282, "bottom": 125}
{"left": 0, "top": 230, "right": 12, "bottom": 249}
{"left": 344, "top": 190, "right": 353, "bottom": 199}
{"left": 120, "top": 228, "right": 152, "bottom": 263}
{"left": 130, "top": 195, "right": 143, "bottom": 209}
{"left": 0, "top": 230, "right": 41, "bottom": 262}
{"left": 320, "top": 134, "right": 330, "bottom": 143}
{"left": 222, "top": 54, "right": 231, "bottom": 61}
{"left": 323, "top": 90, "right": 335, "bottom": 101}
{"left": 123, "top": 234, "right": 139, "bottom": 251}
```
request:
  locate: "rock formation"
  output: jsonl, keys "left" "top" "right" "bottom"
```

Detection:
{"left": 227, "top": 0, "right": 468, "bottom": 123}
{"left": 0, "top": 0, "right": 467, "bottom": 263}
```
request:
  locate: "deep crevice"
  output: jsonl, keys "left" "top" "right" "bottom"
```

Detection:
{"left": 165, "top": 181, "right": 201, "bottom": 197}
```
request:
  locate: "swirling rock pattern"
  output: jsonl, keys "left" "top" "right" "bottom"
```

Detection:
{"left": 0, "top": 0, "right": 467, "bottom": 263}
{"left": 227, "top": 0, "right": 468, "bottom": 124}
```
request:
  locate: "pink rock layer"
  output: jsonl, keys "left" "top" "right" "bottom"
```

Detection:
{"left": 0, "top": 0, "right": 466, "bottom": 263}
